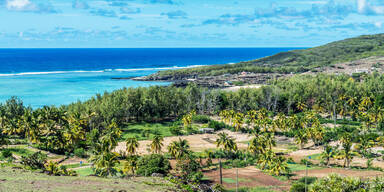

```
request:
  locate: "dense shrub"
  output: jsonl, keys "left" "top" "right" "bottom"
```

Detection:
{"left": 290, "top": 177, "right": 317, "bottom": 192}
{"left": 192, "top": 115, "right": 211, "bottom": 124}
{"left": 74, "top": 148, "right": 86, "bottom": 158}
{"left": 208, "top": 120, "right": 228, "bottom": 131}
{"left": 136, "top": 154, "right": 171, "bottom": 176}
{"left": 1, "top": 149, "right": 12, "bottom": 158}
{"left": 176, "top": 155, "right": 203, "bottom": 183}
{"left": 20, "top": 151, "right": 47, "bottom": 169}
{"left": 169, "top": 124, "right": 183, "bottom": 136}
{"left": 309, "top": 174, "right": 384, "bottom": 192}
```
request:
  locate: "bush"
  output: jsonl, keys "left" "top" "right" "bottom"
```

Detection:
{"left": 20, "top": 151, "right": 47, "bottom": 169}
{"left": 44, "top": 161, "right": 77, "bottom": 176}
{"left": 208, "top": 120, "right": 227, "bottom": 131}
{"left": 176, "top": 155, "right": 203, "bottom": 183}
{"left": 136, "top": 154, "right": 171, "bottom": 176}
{"left": 170, "top": 124, "right": 183, "bottom": 136}
{"left": 192, "top": 115, "right": 211, "bottom": 124}
{"left": 290, "top": 177, "right": 317, "bottom": 192}
{"left": 2, "top": 149, "right": 12, "bottom": 158}
{"left": 74, "top": 148, "right": 86, "bottom": 158}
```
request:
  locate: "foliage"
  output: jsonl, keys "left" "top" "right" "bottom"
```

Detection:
{"left": 1, "top": 149, "right": 13, "bottom": 158}
{"left": 20, "top": 151, "right": 47, "bottom": 170}
{"left": 290, "top": 177, "right": 317, "bottom": 192}
{"left": 309, "top": 174, "right": 384, "bottom": 192}
{"left": 175, "top": 154, "right": 203, "bottom": 183}
{"left": 136, "top": 154, "right": 171, "bottom": 176}
{"left": 44, "top": 161, "right": 77, "bottom": 176}
{"left": 150, "top": 34, "right": 384, "bottom": 77}
{"left": 74, "top": 148, "right": 87, "bottom": 158}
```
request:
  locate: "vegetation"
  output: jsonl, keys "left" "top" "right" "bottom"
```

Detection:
{"left": 3, "top": 71, "right": 384, "bottom": 191}
{"left": 149, "top": 33, "right": 384, "bottom": 78}
{"left": 308, "top": 174, "right": 384, "bottom": 192}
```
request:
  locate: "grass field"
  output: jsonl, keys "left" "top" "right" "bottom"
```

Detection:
{"left": 0, "top": 166, "right": 176, "bottom": 192}
{"left": 121, "top": 122, "right": 175, "bottom": 141}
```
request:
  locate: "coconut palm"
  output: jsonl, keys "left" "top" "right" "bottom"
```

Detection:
{"left": 168, "top": 138, "right": 190, "bottom": 159}
{"left": 126, "top": 137, "right": 139, "bottom": 156}
{"left": 268, "top": 156, "right": 289, "bottom": 176}
{"left": 123, "top": 155, "right": 138, "bottom": 174}
{"left": 321, "top": 144, "right": 336, "bottom": 166}
{"left": 150, "top": 135, "right": 164, "bottom": 154}
{"left": 216, "top": 132, "right": 237, "bottom": 153}
{"left": 337, "top": 134, "right": 359, "bottom": 168}
{"left": 89, "top": 151, "right": 120, "bottom": 177}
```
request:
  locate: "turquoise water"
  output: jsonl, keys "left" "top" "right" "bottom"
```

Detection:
{"left": 0, "top": 70, "right": 169, "bottom": 108}
{"left": 0, "top": 48, "right": 299, "bottom": 108}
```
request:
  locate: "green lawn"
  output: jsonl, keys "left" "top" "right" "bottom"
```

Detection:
{"left": 120, "top": 122, "right": 175, "bottom": 141}
{"left": 288, "top": 163, "right": 322, "bottom": 172}
{"left": 1, "top": 145, "right": 35, "bottom": 157}
{"left": 76, "top": 167, "right": 94, "bottom": 176}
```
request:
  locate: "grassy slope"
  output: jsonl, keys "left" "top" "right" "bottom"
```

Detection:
{"left": 150, "top": 34, "right": 384, "bottom": 78}
{"left": 0, "top": 166, "right": 177, "bottom": 192}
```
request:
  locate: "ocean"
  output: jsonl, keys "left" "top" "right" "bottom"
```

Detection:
{"left": 0, "top": 48, "right": 297, "bottom": 108}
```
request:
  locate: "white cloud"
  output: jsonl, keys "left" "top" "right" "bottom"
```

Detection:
{"left": 357, "top": 0, "right": 384, "bottom": 15}
{"left": 375, "top": 21, "right": 383, "bottom": 28}
{"left": 357, "top": 0, "right": 366, "bottom": 13}
{"left": 6, "top": 0, "right": 32, "bottom": 10}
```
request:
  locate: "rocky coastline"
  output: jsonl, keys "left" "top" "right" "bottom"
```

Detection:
{"left": 130, "top": 72, "right": 285, "bottom": 88}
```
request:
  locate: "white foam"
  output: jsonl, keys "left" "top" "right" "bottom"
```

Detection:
{"left": 0, "top": 65, "right": 205, "bottom": 77}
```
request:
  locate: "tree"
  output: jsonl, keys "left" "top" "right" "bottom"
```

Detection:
{"left": 136, "top": 154, "right": 171, "bottom": 176}
{"left": 123, "top": 155, "right": 138, "bottom": 175}
{"left": 150, "top": 135, "right": 164, "bottom": 154}
{"left": 126, "top": 137, "right": 139, "bottom": 156}
{"left": 167, "top": 138, "right": 190, "bottom": 159}
{"left": 216, "top": 132, "right": 237, "bottom": 154}
{"left": 337, "top": 134, "right": 358, "bottom": 168}
{"left": 321, "top": 145, "right": 336, "bottom": 166}
{"left": 89, "top": 151, "right": 120, "bottom": 177}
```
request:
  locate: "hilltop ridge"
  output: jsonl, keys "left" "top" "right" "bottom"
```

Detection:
{"left": 136, "top": 34, "right": 384, "bottom": 87}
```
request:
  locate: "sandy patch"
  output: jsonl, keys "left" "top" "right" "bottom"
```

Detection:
{"left": 115, "top": 130, "right": 252, "bottom": 155}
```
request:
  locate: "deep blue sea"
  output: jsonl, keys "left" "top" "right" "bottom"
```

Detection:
{"left": 0, "top": 48, "right": 297, "bottom": 108}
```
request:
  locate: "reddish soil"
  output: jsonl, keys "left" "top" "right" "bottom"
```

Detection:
{"left": 203, "top": 166, "right": 290, "bottom": 191}
{"left": 293, "top": 168, "right": 383, "bottom": 180}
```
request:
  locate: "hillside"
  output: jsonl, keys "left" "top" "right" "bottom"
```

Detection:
{"left": 140, "top": 34, "right": 384, "bottom": 82}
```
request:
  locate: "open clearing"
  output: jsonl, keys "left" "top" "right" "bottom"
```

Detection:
{"left": 115, "top": 130, "right": 251, "bottom": 155}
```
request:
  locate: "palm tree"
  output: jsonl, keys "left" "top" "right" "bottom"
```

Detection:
{"left": 150, "top": 135, "right": 164, "bottom": 154}
{"left": 216, "top": 132, "right": 237, "bottom": 153}
{"left": 294, "top": 129, "right": 309, "bottom": 149}
{"left": 355, "top": 135, "right": 375, "bottom": 164}
{"left": 204, "top": 149, "right": 213, "bottom": 167}
{"left": 337, "top": 134, "right": 358, "bottom": 168}
{"left": 321, "top": 144, "right": 336, "bottom": 166}
{"left": 268, "top": 156, "right": 289, "bottom": 176}
{"left": 249, "top": 132, "right": 276, "bottom": 155}
{"left": 232, "top": 112, "right": 244, "bottom": 131}
{"left": 126, "top": 137, "right": 139, "bottom": 156}
{"left": 89, "top": 151, "right": 120, "bottom": 177}
{"left": 167, "top": 138, "right": 190, "bottom": 159}
{"left": 124, "top": 155, "right": 138, "bottom": 174}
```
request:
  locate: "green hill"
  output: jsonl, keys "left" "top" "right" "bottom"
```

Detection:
{"left": 146, "top": 34, "right": 384, "bottom": 80}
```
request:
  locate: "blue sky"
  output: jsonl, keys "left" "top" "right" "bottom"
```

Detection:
{"left": 1, "top": 0, "right": 384, "bottom": 48}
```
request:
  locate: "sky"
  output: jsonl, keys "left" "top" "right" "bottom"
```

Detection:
{"left": 1, "top": 0, "right": 384, "bottom": 48}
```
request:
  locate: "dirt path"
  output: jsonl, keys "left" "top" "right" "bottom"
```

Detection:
{"left": 222, "top": 84, "right": 262, "bottom": 92}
